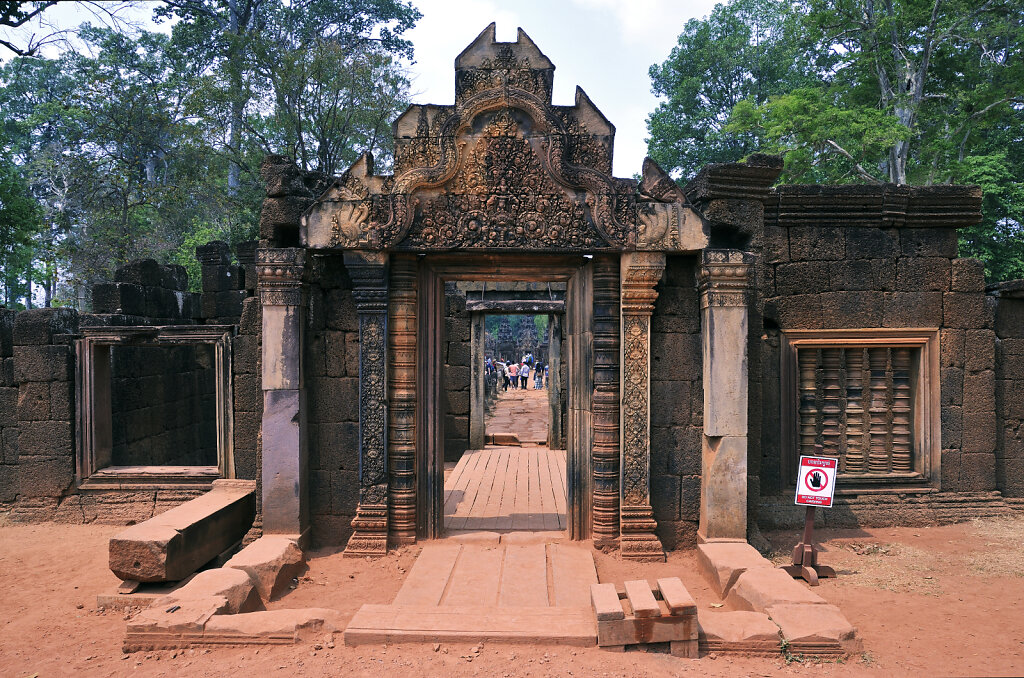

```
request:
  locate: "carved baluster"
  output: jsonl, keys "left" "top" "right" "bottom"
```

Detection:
{"left": 868, "top": 348, "right": 889, "bottom": 474}
{"left": 388, "top": 255, "right": 417, "bottom": 543}
{"left": 821, "top": 348, "right": 842, "bottom": 458}
{"left": 891, "top": 347, "right": 913, "bottom": 473}
{"left": 592, "top": 256, "right": 620, "bottom": 548}
{"left": 343, "top": 251, "right": 390, "bottom": 557}
{"left": 797, "top": 349, "right": 817, "bottom": 458}
{"left": 843, "top": 348, "right": 866, "bottom": 473}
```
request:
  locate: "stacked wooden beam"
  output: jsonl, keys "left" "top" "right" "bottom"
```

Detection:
{"left": 590, "top": 577, "right": 698, "bottom": 657}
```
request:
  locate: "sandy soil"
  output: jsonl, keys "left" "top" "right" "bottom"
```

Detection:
{"left": 2, "top": 516, "right": 1024, "bottom": 677}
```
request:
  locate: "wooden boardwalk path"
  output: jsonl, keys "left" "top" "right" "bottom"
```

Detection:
{"left": 444, "top": 446, "right": 567, "bottom": 532}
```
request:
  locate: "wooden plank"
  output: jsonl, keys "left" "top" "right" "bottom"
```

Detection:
{"left": 392, "top": 543, "right": 462, "bottom": 606}
{"left": 527, "top": 449, "right": 544, "bottom": 530}
{"left": 481, "top": 448, "right": 511, "bottom": 531}
{"left": 344, "top": 604, "right": 597, "bottom": 646}
{"left": 656, "top": 577, "right": 697, "bottom": 616}
{"left": 443, "top": 450, "right": 479, "bottom": 518}
{"left": 510, "top": 449, "right": 531, "bottom": 531}
{"left": 495, "top": 449, "right": 516, "bottom": 530}
{"left": 498, "top": 544, "right": 549, "bottom": 607}
{"left": 590, "top": 583, "right": 625, "bottom": 621}
{"left": 550, "top": 543, "right": 598, "bottom": 607}
{"left": 449, "top": 448, "right": 493, "bottom": 530}
{"left": 442, "top": 544, "right": 503, "bottom": 607}
{"left": 548, "top": 449, "right": 567, "bottom": 529}
{"left": 464, "top": 448, "right": 503, "bottom": 530}
{"left": 537, "top": 448, "right": 559, "bottom": 530}
{"left": 624, "top": 580, "right": 661, "bottom": 618}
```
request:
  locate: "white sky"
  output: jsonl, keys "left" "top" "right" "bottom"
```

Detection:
{"left": 7, "top": 0, "right": 720, "bottom": 176}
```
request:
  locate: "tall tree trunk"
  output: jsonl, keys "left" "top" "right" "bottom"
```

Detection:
{"left": 227, "top": 0, "right": 243, "bottom": 196}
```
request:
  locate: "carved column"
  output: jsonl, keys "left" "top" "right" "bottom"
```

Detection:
{"left": 697, "top": 250, "right": 754, "bottom": 542}
{"left": 619, "top": 252, "right": 666, "bottom": 561}
{"left": 388, "top": 254, "right": 417, "bottom": 544}
{"left": 258, "top": 248, "right": 308, "bottom": 540}
{"left": 592, "top": 256, "right": 620, "bottom": 548}
{"left": 343, "top": 251, "right": 390, "bottom": 557}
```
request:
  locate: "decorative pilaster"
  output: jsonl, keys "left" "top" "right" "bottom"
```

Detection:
{"left": 388, "top": 255, "right": 417, "bottom": 544}
{"left": 592, "top": 256, "right": 620, "bottom": 548}
{"left": 258, "top": 248, "right": 308, "bottom": 539}
{"left": 697, "top": 249, "right": 754, "bottom": 542}
{"left": 343, "top": 251, "right": 390, "bottom": 557}
{"left": 619, "top": 252, "right": 666, "bottom": 561}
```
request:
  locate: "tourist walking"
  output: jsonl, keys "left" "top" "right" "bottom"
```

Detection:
{"left": 508, "top": 361, "right": 518, "bottom": 390}
{"left": 520, "top": 362, "right": 530, "bottom": 389}
{"left": 534, "top": 362, "right": 544, "bottom": 389}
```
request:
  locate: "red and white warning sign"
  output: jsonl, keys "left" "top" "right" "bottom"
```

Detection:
{"left": 795, "top": 455, "right": 838, "bottom": 507}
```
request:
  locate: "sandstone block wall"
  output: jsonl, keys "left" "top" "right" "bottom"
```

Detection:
{"left": 756, "top": 185, "right": 1002, "bottom": 528}
{"left": 444, "top": 283, "right": 471, "bottom": 463}
{"left": 995, "top": 292, "right": 1024, "bottom": 498}
{"left": 649, "top": 255, "right": 704, "bottom": 549}
{"left": 304, "top": 254, "right": 360, "bottom": 546}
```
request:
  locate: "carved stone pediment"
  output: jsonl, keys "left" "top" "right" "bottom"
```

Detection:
{"left": 301, "top": 24, "right": 707, "bottom": 254}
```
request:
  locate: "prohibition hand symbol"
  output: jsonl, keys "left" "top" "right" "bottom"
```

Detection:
{"left": 808, "top": 471, "right": 824, "bottom": 490}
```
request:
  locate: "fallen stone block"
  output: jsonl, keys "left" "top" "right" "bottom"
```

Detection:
{"left": 154, "top": 567, "right": 264, "bottom": 614}
{"left": 697, "top": 542, "right": 773, "bottom": 597}
{"left": 225, "top": 535, "right": 305, "bottom": 602}
{"left": 725, "top": 567, "right": 827, "bottom": 612}
{"left": 125, "top": 597, "right": 227, "bottom": 650}
{"left": 203, "top": 608, "right": 343, "bottom": 644}
{"left": 766, "top": 603, "right": 863, "bottom": 655}
{"left": 109, "top": 479, "right": 256, "bottom": 582}
{"left": 698, "top": 610, "right": 782, "bottom": 655}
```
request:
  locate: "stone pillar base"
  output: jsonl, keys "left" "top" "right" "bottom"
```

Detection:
{"left": 344, "top": 504, "right": 389, "bottom": 558}
{"left": 619, "top": 505, "right": 665, "bottom": 561}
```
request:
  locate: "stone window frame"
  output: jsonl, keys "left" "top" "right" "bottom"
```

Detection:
{"left": 780, "top": 328, "right": 941, "bottom": 493}
{"left": 75, "top": 325, "right": 235, "bottom": 489}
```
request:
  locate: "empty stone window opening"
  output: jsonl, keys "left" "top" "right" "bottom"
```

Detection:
{"left": 76, "top": 326, "right": 234, "bottom": 487}
{"left": 781, "top": 329, "right": 941, "bottom": 490}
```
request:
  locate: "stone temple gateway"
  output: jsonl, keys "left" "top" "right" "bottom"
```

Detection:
{"left": 2, "top": 24, "right": 1023, "bottom": 581}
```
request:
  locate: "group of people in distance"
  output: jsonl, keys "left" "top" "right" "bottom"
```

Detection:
{"left": 485, "top": 352, "right": 547, "bottom": 391}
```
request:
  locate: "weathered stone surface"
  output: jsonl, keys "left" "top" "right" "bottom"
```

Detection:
{"left": 766, "top": 603, "right": 862, "bottom": 654}
{"left": 13, "top": 345, "right": 73, "bottom": 383}
{"left": 202, "top": 607, "right": 342, "bottom": 641}
{"left": 16, "top": 382, "right": 49, "bottom": 421}
{"left": 944, "top": 292, "right": 992, "bottom": 329}
{"left": 155, "top": 567, "right": 264, "bottom": 614}
{"left": 901, "top": 228, "right": 958, "bottom": 258}
{"left": 225, "top": 535, "right": 305, "bottom": 602}
{"left": 951, "top": 258, "right": 986, "bottom": 293}
{"left": 725, "top": 567, "right": 827, "bottom": 612}
{"left": 262, "top": 390, "right": 307, "bottom": 535}
{"left": 12, "top": 308, "right": 78, "bottom": 346}
{"left": 697, "top": 542, "right": 773, "bottom": 596}
{"left": 697, "top": 610, "right": 781, "bottom": 645}
{"left": 109, "top": 480, "right": 256, "bottom": 582}
{"left": 699, "top": 436, "right": 747, "bottom": 541}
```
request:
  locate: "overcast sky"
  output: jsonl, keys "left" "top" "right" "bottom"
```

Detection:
{"left": 10, "top": 0, "right": 720, "bottom": 176}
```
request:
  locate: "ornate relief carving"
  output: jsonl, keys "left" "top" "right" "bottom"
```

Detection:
{"left": 619, "top": 251, "right": 666, "bottom": 561}
{"left": 257, "top": 248, "right": 305, "bottom": 305}
{"left": 592, "top": 256, "right": 620, "bottom": 548}
{"left": 388, "top": 255, "right": 417, "bottom": 544}
{"left": 698, "top": 249, "right": 754, "bottom": 308}
{"left": 343, "top": 251, "right": 390, "bottom": 557}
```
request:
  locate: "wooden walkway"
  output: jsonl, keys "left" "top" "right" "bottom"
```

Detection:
{"left": 444, "top": 446, "right": 567, "bottom": 532}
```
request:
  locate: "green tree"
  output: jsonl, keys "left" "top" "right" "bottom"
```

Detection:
{"left": 648, "top": 0, "right": 1024, "bottom": 281}
{"left": 0, "top": 140, "right": 42, "bottom": 307}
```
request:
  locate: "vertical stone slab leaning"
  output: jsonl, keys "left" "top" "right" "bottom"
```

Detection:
{"left": 469, "top": 313, "right": 486, "bottom": 450}
{"left": 388, "top": 254, "right": 417, "bottom": 544}
{"left": 697, "top": 250, "right": 754, "bottom": 542}
{"left": 258, "top": 248, "right": 308, "bottom": 539}
{"left": 343, "top": 251, "right": 390, "bottom": 557}
{"left": 619, "top": 252, "right": 666, "bottom": 561}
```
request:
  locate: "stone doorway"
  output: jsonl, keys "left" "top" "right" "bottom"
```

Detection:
{"left": 444, "top": 308, "right": 566, "bottom": 532}
{"left": 416, "top": 255, "right": 590, "bottom": 541}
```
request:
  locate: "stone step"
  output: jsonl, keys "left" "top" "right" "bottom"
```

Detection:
{"left": 344, "top": 605, "right": 596, "bottom": 645}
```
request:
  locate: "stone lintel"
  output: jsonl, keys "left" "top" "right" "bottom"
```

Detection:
{"left": 466, "top": 299, "right": 565, "bottom": 314}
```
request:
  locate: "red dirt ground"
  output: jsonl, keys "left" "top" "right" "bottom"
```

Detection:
{"left": 2, "top": 516, "right": 1024, "bottom": 677}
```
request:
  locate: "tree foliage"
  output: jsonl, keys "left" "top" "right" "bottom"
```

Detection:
{"left": 0, "top": 0, "right": 419, "bottom": 307}
{"left": 648, "top": 0, "right": 1024, "bottom": 282}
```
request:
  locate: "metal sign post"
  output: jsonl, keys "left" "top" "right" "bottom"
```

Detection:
{"left": 782, "top": 444, "right": 837, "bottom": 586}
